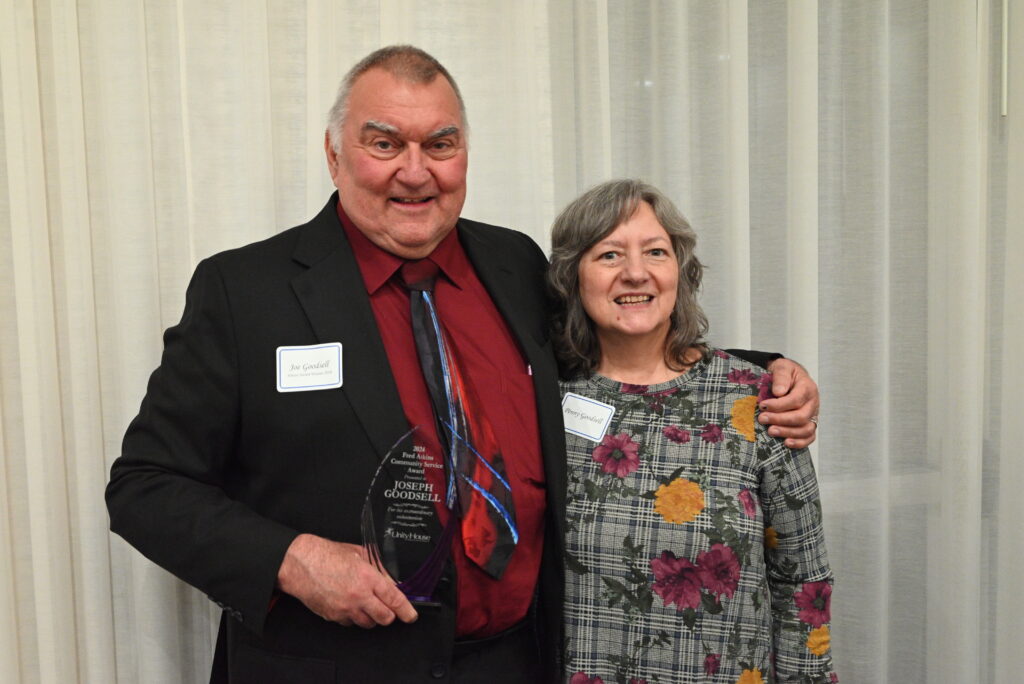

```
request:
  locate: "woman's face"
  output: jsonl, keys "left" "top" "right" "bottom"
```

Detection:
{"left": 577, "top": 201, "right": 679, "bottom": 348}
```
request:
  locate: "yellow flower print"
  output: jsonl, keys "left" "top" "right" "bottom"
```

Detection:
{"left": 653, "top": 478, "right": 705, "bottom": 524}
{"left": 806, "top": 625, "right": 831, "bottom": 655}
{"left": 731, "top": 395, "right": 758, "bottom": 442}
{"left": 764, "top": 526, "right": 779, "bottom": 549}
{"left": 736, "top": 668, "right": 765, "bottom": 684}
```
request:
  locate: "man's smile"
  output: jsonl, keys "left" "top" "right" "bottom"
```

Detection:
{"left": 390, "top": 196, "right": 434, "bottom": 205}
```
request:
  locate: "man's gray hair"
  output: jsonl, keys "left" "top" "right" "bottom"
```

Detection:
{"left": 547, "top": 179, "right": 709, "bottom": 380}
{"left": 326, "top": 45, "right": 467, "bottom": 152}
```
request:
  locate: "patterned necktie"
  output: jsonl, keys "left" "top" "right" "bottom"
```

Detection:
{"left": 400, "top": 259, "right": 518, "bottom": 579}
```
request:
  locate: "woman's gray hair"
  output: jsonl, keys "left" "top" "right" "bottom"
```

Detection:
{"left": 547, "top": 179, "right": 709, "bottom": 379}
{"left": 326, "top": 45, "right": 468, "bottom": 153}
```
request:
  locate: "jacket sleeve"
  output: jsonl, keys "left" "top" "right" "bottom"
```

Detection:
{"left": 757, "top": 432, "right": 837, "bottom": 682}
{"left": 724, "top": 349, "right": 782, "bottom": 369}
{"left": 106, "top": 257, "right": 298, "bottom": 635}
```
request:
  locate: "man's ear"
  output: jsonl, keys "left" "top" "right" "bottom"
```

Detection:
{"left": 324, "top": 131, "right": 339, "bottom": 175}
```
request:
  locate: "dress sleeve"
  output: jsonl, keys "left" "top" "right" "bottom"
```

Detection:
{"left": 758, "top": 431, "right": 837, "bottom": 682}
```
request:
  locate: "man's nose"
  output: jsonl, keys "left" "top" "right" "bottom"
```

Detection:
{"left": 396, "top": 145, "right": 431, "bottom": 186}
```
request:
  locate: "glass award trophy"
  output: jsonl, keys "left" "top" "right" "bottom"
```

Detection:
{"left": 361, "top": 427, "right": 454, "bottom": 606}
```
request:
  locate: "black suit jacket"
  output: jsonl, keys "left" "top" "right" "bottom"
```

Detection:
{"left": 106, "top": 195, "right": 566, "bottom": 682}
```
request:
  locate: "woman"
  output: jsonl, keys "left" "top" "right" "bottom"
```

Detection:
{"left": 548, "top": 180, "right": 836, "bottom": 684}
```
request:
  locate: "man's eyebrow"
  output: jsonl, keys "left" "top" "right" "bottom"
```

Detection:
{"left": 362, "top": 120, "right": 399, "bottom": 135}
{"left": 426, "top": 125, "right": 460, "bottom": 140}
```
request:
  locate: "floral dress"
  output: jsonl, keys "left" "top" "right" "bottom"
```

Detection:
{"left": 561, "top": 351, "right": 837, "bottom": 684}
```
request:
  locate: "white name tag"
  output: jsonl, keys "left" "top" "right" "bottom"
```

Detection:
{"left": 276, "top": 343, "right": 343, "bottom": 392}
{"left": 561, "top": 392, "right": 615, "bottom": 442}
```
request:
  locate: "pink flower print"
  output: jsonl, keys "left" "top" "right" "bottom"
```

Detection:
{"left": 697, "top": 543, "right": 740, "bottom": 600}
{"left": 830, "top": 674, "right": 839, "bottom": 683}
{"left": 646, "top": 387, "right": 677, "bottom": 412}
{"left": 570, "top": 674, "right": 604, "bottom": 684}
{"left": 757, "top": 373, "right": 774, "bottom": 402}
{"left": 793, "top": 581, "right": 832, "bottom": 627}
{"left": 714, "top": 349, "right": 730, "bottom": 359}
{"left": 650, "top": 550, "right": 703, "bottom": 611}
{"left": 703, "top": 653, "right": 721, "bottom": 676}
{"left": 621, "top": 383, "right": 649, "bottom": 394}
{"left": 591, "top": 432, "right": 641, "bottom": 478}
{"left": 700, "top": 423, "right": 723, "bottom": 443}
{"left": 738, "top": 488, "right": 758, "bottom": 518}
{"left": 662, "top": 425, "right": 691, "bottom": 444}
{"left": 727, "top": 368, "right": 760, "bottom": 385}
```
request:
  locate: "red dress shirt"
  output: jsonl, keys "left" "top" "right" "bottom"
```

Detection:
{"left": 338, "top": 204, "right": 546, "bottom": 638}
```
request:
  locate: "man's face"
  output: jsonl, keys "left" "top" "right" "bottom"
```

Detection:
{"left": 325, "top": 68, "right": 468, "bottom": 259}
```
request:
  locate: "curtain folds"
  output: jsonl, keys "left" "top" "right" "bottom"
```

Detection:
{"left": 1, "top": 1, "right": 1020, "bottom": 682}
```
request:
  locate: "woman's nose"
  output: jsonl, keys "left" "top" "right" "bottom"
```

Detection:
{"left": 620, "top": 253, "right": 648, "bottom": 282}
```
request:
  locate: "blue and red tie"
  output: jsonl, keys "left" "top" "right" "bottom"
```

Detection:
{"left": 400, "top": 259, "right": 518, "bottom": 579}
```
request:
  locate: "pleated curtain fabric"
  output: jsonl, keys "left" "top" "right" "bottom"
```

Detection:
{"left": 1, "top": 2, "right": 1022, "bottom": 682}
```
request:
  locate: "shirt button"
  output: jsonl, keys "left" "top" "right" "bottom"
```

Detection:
{"left": 430, "top": 663, "right": 446, "bottom": 679}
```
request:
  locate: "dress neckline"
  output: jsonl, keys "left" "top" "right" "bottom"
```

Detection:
{"left": 583, "top": 350, "right": 714, "bottom": 394}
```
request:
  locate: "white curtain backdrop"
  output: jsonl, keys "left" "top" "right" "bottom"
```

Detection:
{"left": 2, "top": 1, "right": 1021, "bottom": 682}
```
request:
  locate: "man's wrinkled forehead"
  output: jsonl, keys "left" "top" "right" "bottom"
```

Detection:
{"left": 345, "top": 67, "right": 467, "bottom": 132}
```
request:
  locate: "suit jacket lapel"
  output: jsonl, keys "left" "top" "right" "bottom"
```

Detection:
{"left": 458, "top": 222, "right": 542, "bottom": 351}
{"left": 289, "top": 196, "right": 408, "bottom": 459}
{"left": 459, "top": 220, "right": 568, "bottom": 533}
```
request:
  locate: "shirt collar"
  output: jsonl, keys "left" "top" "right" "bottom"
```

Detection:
{"left": 337, "top": 201, "right": 468, "bottom": 294}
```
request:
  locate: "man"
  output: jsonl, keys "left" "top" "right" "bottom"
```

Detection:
{"left": 106, "top": 46, "right": 819, "bottom": 683}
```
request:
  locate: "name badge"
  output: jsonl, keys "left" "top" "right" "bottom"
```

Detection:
{"left": 276, "top": 343, "right": 343, "bottom": 392}
{"left": 562, "top": 392, "right": 615, "bottom": 442}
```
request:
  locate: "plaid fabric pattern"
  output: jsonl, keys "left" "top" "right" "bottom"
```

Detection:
{"left": 562, "top": 351, "right": 836, "bottom": 684}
